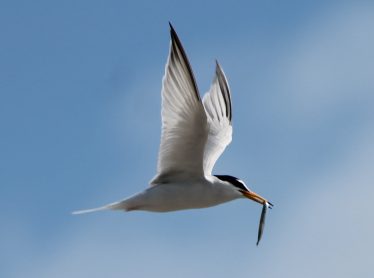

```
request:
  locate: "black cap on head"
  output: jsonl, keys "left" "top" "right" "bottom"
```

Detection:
{"left": 214, "top": 175, "right": 249, "bottom": 192}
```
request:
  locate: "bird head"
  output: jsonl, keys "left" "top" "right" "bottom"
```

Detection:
{"left": 214, "top": 175, "right": 273, "bottom": 208}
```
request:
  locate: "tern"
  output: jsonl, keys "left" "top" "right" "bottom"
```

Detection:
{"left": 74, "top": 24, "right": 273, "bottom": 244}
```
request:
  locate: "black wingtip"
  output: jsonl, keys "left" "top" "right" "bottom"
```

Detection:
{"left": 166, "top": 22, "right": 201, "bottom": 102}
{"left": 169, "top": 22, "right": 176, "bottom": 38}
{"left": 168, "top": 22, "right": 180, "bottom": 47}
{"left": 215, "top": 59, "right": 221, "bottom": 73}
{"left": 215, "top": 60, "right": 226, "bottom": 81}
{"left": 213, "top": 60, "right": 232, "bottom": 122}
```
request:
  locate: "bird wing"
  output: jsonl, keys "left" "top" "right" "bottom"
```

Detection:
{"left": 150, "top": 24, "right": 208, "bottom": 185}
{"left": 202, "top": 61, "right": 233, "bottom": 175}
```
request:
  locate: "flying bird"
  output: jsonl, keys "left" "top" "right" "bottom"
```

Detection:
{"left": 74, "top": 23, "right": 273, "bottom": 245}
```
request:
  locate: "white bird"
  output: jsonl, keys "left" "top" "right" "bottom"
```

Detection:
{"left": 74, "top": 23, "right": 273, "bottom": 244}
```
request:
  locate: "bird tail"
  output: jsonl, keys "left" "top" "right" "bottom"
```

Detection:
{"left": 72, "top": 199, "right": 129, "bottom": 215}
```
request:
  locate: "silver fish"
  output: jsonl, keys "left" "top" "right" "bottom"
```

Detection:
{"left": 257, "top": 202, "right": 271, "bottom": 245}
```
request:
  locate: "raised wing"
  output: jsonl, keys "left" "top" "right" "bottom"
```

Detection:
{"left": 150, "top": 24, "right": 208, "bottom": 185}
{"left": 202, "top": 61, "right": 233, "bottom": 175}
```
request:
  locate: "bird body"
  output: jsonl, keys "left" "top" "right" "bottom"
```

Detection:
{"left": 74, "top": 23, "right": 273, "bottom": 244}
{"left": 106, "top": 176, "right": 243, "bottom": 212}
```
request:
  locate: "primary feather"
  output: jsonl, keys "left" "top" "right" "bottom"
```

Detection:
{"left": 202, "top": 62, "right": 233, "bottom": 175}
{"left": 150, "top": 24, "right": 208, "bottom": 185}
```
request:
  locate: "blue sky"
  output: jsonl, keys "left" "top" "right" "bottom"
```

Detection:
{"left": 1, "top": 0, "right": 374, "bottom": 277}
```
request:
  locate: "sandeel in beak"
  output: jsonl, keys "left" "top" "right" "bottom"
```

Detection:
{"left": 257, "top": 201, "right": 273, "bottom": 245}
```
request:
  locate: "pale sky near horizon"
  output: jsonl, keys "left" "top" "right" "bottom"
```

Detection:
{"left": 1, "top": 1, "right": 374, "bottom": 277}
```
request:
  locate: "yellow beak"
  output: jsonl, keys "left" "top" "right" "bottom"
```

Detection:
{"left": 241, "top": 190, "right": 273, "bottom": 207}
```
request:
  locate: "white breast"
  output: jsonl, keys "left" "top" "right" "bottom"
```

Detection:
{"left": 124, "top": 178, "right": 242, "bottom": 212}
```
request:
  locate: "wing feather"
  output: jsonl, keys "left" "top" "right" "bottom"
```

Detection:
{"left": 150, "top": 24, "right": 208, "bottom": 185}
{"left": 202, "top": 62, "right": 233, "bottom": 175}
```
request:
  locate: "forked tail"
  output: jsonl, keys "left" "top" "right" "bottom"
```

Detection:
{"left": 72, "top": 199, "right": 129, "bottom": 215}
